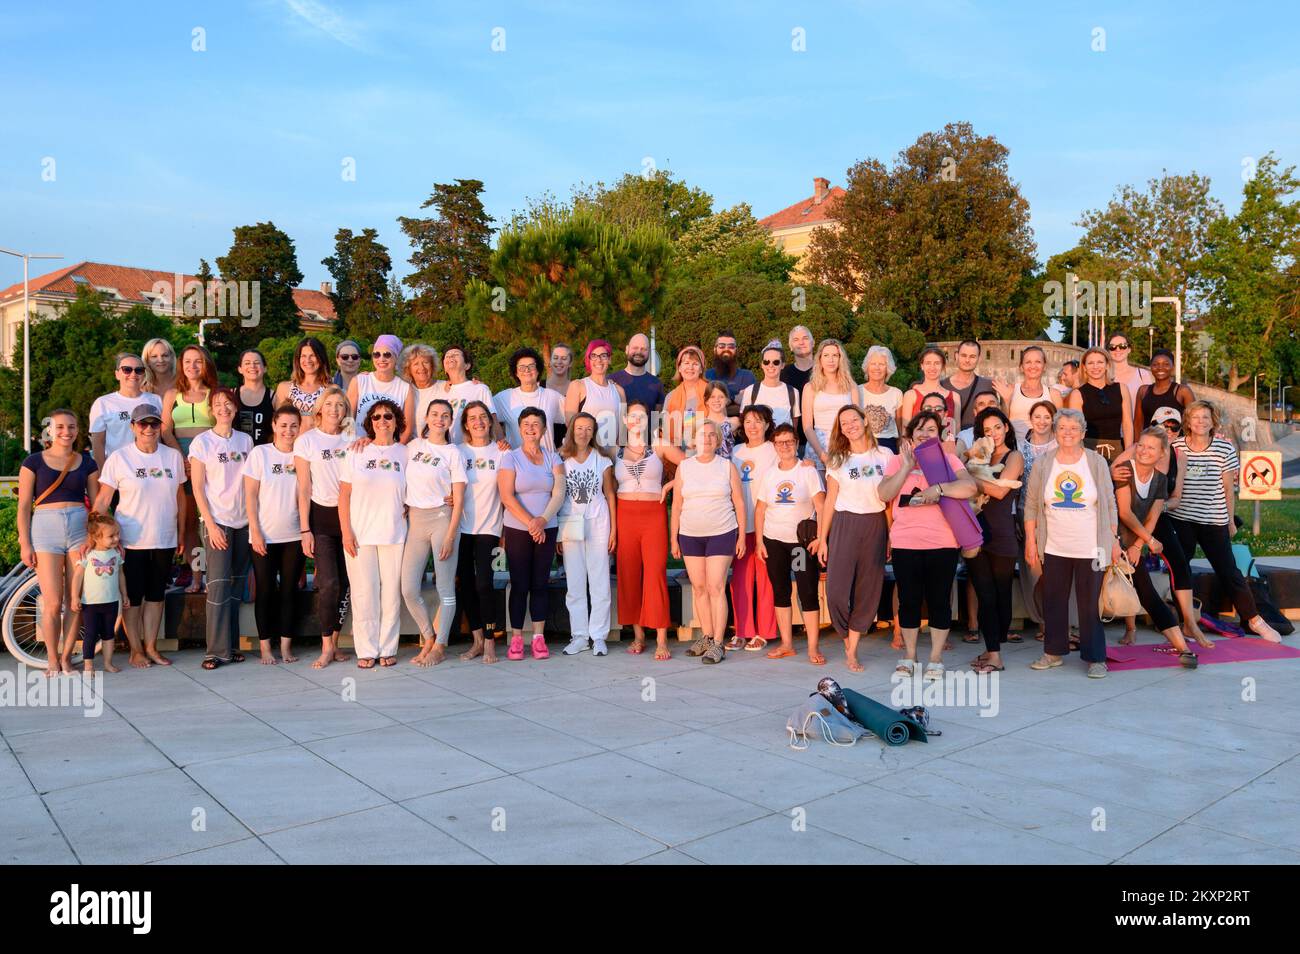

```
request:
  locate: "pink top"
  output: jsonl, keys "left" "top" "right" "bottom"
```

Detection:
{"left": 884, "top": 452, "right": 965, "bottom": 550}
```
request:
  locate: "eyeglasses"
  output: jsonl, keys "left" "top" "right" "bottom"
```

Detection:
{"left": 762, "top": 359, "right": 782, "bottom": 366}
{"left": 135, "top": 421, "right": 161, "bottom": 429}
{"left": 716, "top": 344, "right": 737, "bottom": 351}
{"left": 1108, "top": 343, "right": 1130, "bottom": 351}
{"left": 589, "top": 352, "right": 611, "bottom": 361}
{"left": 371, "top": 413, "right": 395, "bottom": 421}
{"left": 338, "top": 353, "right": 360, "bottom": 361}
{"left": 774, "top": 439, "right": 797, "bottom": 447}
{"left": 119, "top": 366, "right": 146, "bottom": 375}
{"left": 372, "top": 351, "right": 393, "bottom": 359}
{"left": 516, "top": 363, "right": 538, "bottom": 372}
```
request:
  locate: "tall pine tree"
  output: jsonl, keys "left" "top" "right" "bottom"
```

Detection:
{"left": 212, "top": 222, "right": 305, "bottom": 370}
{"left": 399, "top": 179, "right": 494, "bottom": 320}
{"left": 322, "top": 227, "right": 392, "bottom": 336}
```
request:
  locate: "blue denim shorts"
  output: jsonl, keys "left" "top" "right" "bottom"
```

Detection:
{"left": 31, "top": 507, "right": 88, "bottom": 555}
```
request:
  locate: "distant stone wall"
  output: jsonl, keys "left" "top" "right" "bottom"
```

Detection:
{"left": 934, "top": 340, "right": 1271, "bottom": 449}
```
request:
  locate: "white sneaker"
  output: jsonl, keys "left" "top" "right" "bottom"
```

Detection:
{"left": 593, "top": 639, "right": 608, "bottom": 657}
{"left": 1250, "top": 617, "right": 1282, "bottom": 643}
{"left": 562, "top": 636, "right": 590, "bottom": 656}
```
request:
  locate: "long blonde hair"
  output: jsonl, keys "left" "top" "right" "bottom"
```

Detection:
{"left": 810, "top": 339, "right": 856, "bottom": 396}
{"left": 826, "top": 404, "right": 877, "bottom": 470}
{"left": 1080, "top": 347, "right": 1112, "bottom": 384}
{"left": 141, "top": 337, "right": 176, "bottom": 393}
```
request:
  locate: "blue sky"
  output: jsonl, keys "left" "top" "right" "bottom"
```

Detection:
{"left": 2, "top": 1, "right": 1297, "bottom": 292}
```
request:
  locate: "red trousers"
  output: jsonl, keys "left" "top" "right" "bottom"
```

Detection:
{"left": 731, "top": 532, "right": 776, "bottom": 639}
{"left": 616, "top": 499, "right": 671, "bottom": 629}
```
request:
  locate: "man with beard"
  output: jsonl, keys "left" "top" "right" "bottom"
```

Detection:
{"left": 941, "top": 339, "right": 997, "bottom": 432}
{"left": 611, "top": 332, "right": 665, "bottom": 414}
{"left": 780, "top": 325, "right": 816, "bottom": 394}
{"left": 704, "top": 331, "right": 756, "bottom": 413}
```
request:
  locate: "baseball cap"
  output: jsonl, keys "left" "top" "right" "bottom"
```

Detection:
{"left": 130, "top": 403, "right": 162, "bottom": 424}
{"left": 1151, "top": 406, "right": 1182, "bottom": 426}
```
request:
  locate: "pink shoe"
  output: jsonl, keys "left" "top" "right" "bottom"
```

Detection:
{"left": 507, "top": 635, "right": 525, "bottom": 660}
{"left": 530, "top": 635, "right": 549, "bottom": 659}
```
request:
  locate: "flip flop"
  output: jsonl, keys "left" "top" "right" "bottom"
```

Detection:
{"left": 627, "top": 642, "right": 646, "bottom": 655}
{"left": 766, "top": 646, "right": 797, "bottom": 659}
{"left": 808, "top": 653, "right": 826, "bottom": 666}
{"left": 201, "top": 658, "right": 221, "bottom": 670}
{"left": 357, "top": 658, "right": 377, "bottom": 669}
{"left": 972, "top": 662, "right": 1005, "bottom": 673}
{"left": 744, "top": 637, "right": 768, "bottom": 652}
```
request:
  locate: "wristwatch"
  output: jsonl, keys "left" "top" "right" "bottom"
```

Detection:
{"left": 936, "top": 483, "right": 945, "bottom": 498}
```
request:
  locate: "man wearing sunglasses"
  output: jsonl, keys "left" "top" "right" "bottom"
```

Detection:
{"left": 704, "top": 331, "right": 757, "bottom": 413}
{"left": 89, "top": 353, "right": 164, "bottom": 469}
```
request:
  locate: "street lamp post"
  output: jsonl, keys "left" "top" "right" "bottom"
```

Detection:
{"left": 0, "top": 248, "right": 63, "bottom": 452}
{"left": 1151, "top": 297, "right": 1184, "bottom": 383}
{"left": 1283, "top": 385, "right": 1294, "bottom": 424}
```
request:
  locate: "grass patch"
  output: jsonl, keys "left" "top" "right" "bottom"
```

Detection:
{"left": 1235, "top": 488, "right": 1300, "bottom": 555}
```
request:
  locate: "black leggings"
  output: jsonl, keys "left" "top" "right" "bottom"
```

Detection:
{"left": 455, "top": 533, "right": 501, "bottom": 634}
{"left": 124, "top": 548, "right": 173, "bottom": 604}
{"left": 966, "top": 551, "right": 1016, "bottom": 653}
{"left": 1168, "top": 517, "right": 1258, "bottom": 622}
{"left": 763, "top": 537, "right": 820, "bottom": 610}
{"left": 251, "top": 541, "right": 305, "bottom": 642}
{"left": 1152, "top": 513, "right": 1192, "bottom": 590}
{"left": 892, "top": 547, "right": 958, "bottom": 630}
{"left": 1133, "top": 558, "right": 1178, "bottom": 631}
{"left": 310, "top": 502, "right": 350, "bottom": 637}
{"left": 81, "top": 602, "right": 118, "bottom": 660}
{"left": 502, "top": 526, "right": 558, "bottom": 631}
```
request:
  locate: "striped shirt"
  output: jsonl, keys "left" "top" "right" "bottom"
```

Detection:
{"left": 1168, "top": 436, "right": 1237, "bottom": 526}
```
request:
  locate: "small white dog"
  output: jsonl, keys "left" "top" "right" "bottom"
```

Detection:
{"left": 964, "top": 436, "right": 1022, "bottom": 512}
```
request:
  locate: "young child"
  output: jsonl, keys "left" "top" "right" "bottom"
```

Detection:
{"left": 70, "top": 513, "right": 127, "bottom": 674}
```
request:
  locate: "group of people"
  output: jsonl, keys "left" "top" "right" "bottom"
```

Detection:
{"left": 16, "top": 326, "right": 1282, "bottom": 680}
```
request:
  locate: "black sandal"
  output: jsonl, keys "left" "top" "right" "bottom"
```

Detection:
{"left": 962, "top": 632, "right": 981, "bottom": 644}
{"left": 230, "top": 652, "right": 245, "bottom": 663}
{"left": 201, "top": 658, "right": 221, "bottom": 670}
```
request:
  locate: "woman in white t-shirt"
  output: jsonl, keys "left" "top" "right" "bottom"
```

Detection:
{"left": 399, "top": 343, "right": 441, "bottom": 434}
{"left": 189, "top": 388, "right": 253, "bottom": 668}
{"left": 816, "top": 405, "right": 904, "bottom": 672}
{"left": 91, "top": 404, "right": 186, "bottom": 670}
{"left": 727, "top": 406, "right": 779, "bottom": 652}
{"left": 454, "top": 401, "right": 506, "bottom": 664}
{"left": 294, "top": 385, "right": 355, "bottom": 669}
{"left": 339, "top": 398, "right": 410, "bottom": 667}
{"left": 859, "top": 345, "right": 903, "bottom": 453}
{"left": 348, "top": 334, "right": 415, "bottom": 442}
{"left": 558, "top": 412, "right": 617, "bottom": 657}
{"left": 244, "top": 405, "right": 305, "bottom": 665}
{"left": 755, "top": 422, "right": 826, "bottom": 663}
{"left": 671, "top": 420, "right": 747, "bottom": 665}
{"left": 494, "top": 347, "right": 565, "bottom": 450}
{"left": 433, "top": 344, "right": 494, "bottom": 444}
{"left": 402, "top": 398, "right": 467, "bottom": 667}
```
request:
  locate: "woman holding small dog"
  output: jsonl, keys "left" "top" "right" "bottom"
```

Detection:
{"left": 964, "top": 408, "right": 1023, "bottom": 673}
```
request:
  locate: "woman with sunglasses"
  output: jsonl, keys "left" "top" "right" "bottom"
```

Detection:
{"left": 498, "top": 407, "right": 567, "bottom": 660}
{"left": 162, "top": 344, "right": 219, "bottom": 592}
{"left": 89, "top": 353, "right": 163, "bottom": 469}
{"left": 432, "top": 344, "right": 493, "bottom": 444}
{"left": 189, "top": 388, "right": 253, "bottom": 669}
{"left": 275, "top": 338, "right": 333, "bottom": 430}
{"left": 234, "top": 349, "right": 275, "bottom": 446}
{"left": 495, "top": 347, "right": 565, "bottom": 450}
{"left": 454, "top": 401, "right": 506, "bottom": 663}
{"left": 349, "top": 334, "right": 415, "bottom": 442}
{"left": 332, "top": 340, "right": 362, "bottom": 393}
{"left": 402, "top": 398, "right": 466, "bottom": 666}
{"left": 739, "top": 345, "right": 802, "bottom": 431}
{"left": 1106, "top": 332, "right": 1154, "bottom": 408}
{"left": 295, "top": 386, "right": 355, "bottom": 669}
{"left": 1066, "top": 346, "right": 1133, "bottom": 461}
{"left": 564, "top": 339, "right": 626, "bottom": 450}
{"left": 339, "top": 399, "right": 409, "bottom": 667}
{"left": 92, "top": 403, "right": 186, "bottom": 669}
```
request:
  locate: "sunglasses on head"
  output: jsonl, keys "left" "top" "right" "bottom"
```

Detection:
{"left": 372, "top": 351, "right": 393, "bottom": 359}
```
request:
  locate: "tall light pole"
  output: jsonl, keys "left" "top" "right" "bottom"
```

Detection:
{"left": 1151, "top": 297, "right": 1183, "bottom": 383}
{"left": 0, "top": 248, "right": 63, "bottom": 451}
{"left": 1283, "top": 385, "right": 1294, "bottom": 424}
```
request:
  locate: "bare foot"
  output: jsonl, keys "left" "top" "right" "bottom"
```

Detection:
{"left": 146, "top": 651, "right": 172, "bottom": 666}
{"left": 460, "top": 639, "right": 485, "bottom": 661}
{"left": 311, "top": 651, "right": 333, "bottom": 670}
{"left": 1191, "top": 630, "right": 1215, "bottom": 649}
{"left": 943, "top": 639, "right": 953, "bottom": 651}
{"left": 427, "top": 644, "right": 447, "bottom": 666}
{"left": 846, "top": 655, "right": 864, "bottom": 673}
{"left": 129, "top": 653, "right": 151, "bottom": 669}
{"left": 104, "top": 661, "right": 120, "bottom": 673}
{"left": 44, "top": 665, "right": 61, "bottom": 678}
{"left": 1120, "top": 629, "right": 1136, "bottom": 646}
{"left": 412, "top": 646, "right": 433, "bottom": 668}
{"left": 259, "top": 647, "right": 278, "bottom": 665}
{"left": 280, "top": 640, "right": 298, "bottom": 663}
{"left": 482, "top": 645, "right": 498, "bottom": 665}
{"left": 332, "top": 645, "right": 351, "bottom": 662}
{"left": 890, "top": 636, "right": 904, "bottom": 651}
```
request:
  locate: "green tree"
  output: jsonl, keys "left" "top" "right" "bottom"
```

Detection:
{"left": 574, "top": 169, "right": 714, "bottom": 241}
{"left": 211, "top": 221, "right": 305, "bottom": 371}
{"left": 1202, "top": 154, "right": 1300, "bottom": 391}
{"left": 844, "top": 309, "right": 928, "bottom": 389}
{"left": 805, "top": 122, "right": 1040, "bottom": 340}
{"left": 399, "top": 179, "right": 494, "bottom": 319}
{"left": 673, "top": 203, "right": 797, "bottom": 284}
{"left": 465, "top": 209, "right": 672, "bottom": 356}
{"left": 323, "top": 227, "right": 393, "bottom": 335}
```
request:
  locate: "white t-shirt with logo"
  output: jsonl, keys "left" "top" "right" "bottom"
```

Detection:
{"left": 99, "top": 443, "right": 185, "bottom": 549}
{"left": 338, "top": 442, "right": 408, "bottom": 547}
{"left": 243, "top": 444, "right": 301, "bottom": 545}
{"left": 560, "top": 451, "right": 613, "bottom": 523}
{"left": 459, "top": 442, "right": 504, "bottom": 536}
{"left": 437, "top": 380, "right": 494, "bottom": 443}
{"left": 732, "top": 441, "right": 779, "bottom": 526}
{"left": 1042, "top": 456, "right": 1098, "bottom": 558}
{"left": 354, "top": 373, "right": 412, "bottom": 425}
{"left": 89, "top": 392, "right": 163, "bottom": 459}
{"left": 293, "top": 428, "right": 351, "bottom": 507}
{"left": 757, "top": 463, "right": 825, "bottom": 544}
{"left": 494, "top": 387, "right": 565, "bottom": 450}
{"left": 188, "top": 428, "right": 253, "bottom": 529}
{"left": 405, "top": 438, "right": 468, "bottom": 509}
{"left": 739, "top": 383, "right": 801, "bottom": 429}
{"left": 826, "top": 448, "right": 894, "bottom": 514}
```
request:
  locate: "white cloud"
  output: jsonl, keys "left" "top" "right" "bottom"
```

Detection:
{"left": 283, "top": 0, "right": 368, "bottom": 50}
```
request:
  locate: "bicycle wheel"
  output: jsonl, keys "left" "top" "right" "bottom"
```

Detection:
{"left": 2, "top": 573, "right": 52, "bottom": 669}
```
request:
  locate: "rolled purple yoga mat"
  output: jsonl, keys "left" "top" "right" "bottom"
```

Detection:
{"left": 911, "top": 437, "right": 984, "bottom": 551}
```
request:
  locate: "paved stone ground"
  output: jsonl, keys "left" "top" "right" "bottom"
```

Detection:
{"left": 3, "top": 626, "right": 1300, "bottom": 865}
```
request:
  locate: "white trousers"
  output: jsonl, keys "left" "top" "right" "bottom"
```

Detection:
{"left": 562, "top": 512, "right": 612, "bottom": 639}
{"left": 344, "top": 542, "right": 404, "bottom": 659}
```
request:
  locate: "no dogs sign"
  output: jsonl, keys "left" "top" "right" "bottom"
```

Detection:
{"left": 1240, "top": 452, "right": 1282, "bottom": 501}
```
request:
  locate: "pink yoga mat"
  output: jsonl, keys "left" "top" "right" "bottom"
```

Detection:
{"left": 1105, "top": 638, "right": 1300, "bottom": 671}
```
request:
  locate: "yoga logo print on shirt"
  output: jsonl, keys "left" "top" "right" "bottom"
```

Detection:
{"left": 774, "top": 480, "right": 796, "bottom": 505}
{"left": 135, "top": 467, "right": 175, "bottom": 479}
{"left": 737, "top": 458, "right": 755, "bottom": 482}
{"left": 1051, "top": 470, "right": 1086, "bottom": 509}
{"left": 215, "top": 450, "right": 246, "bottom": 464}
{"left": 567, "top": 467, "right": 600, "bottom": 505}
{"left": 847, "top": 461, "right": 883, "bottom": 481}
